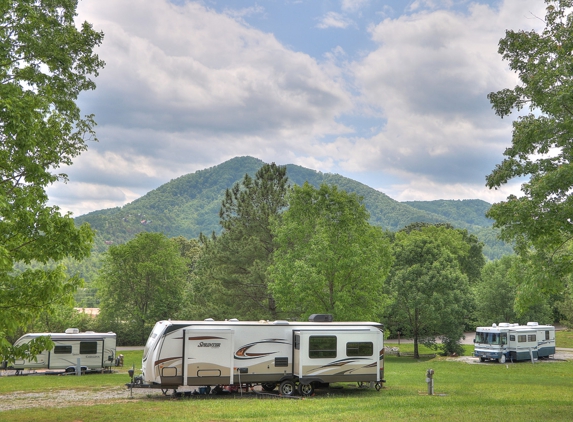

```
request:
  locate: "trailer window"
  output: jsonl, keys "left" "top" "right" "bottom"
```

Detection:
{"left": 54, "top": 345, "right": 72, "bottom": 354}
{"left": 80, "top": 342, "right": 98, "bottom": 354}
{"left": 346, "top": 342, "right": 373, "bottom": 357}
{"left": 510, "top": 335, "right": 515, "bottom": 341}
{"left": 528, "top": 334, "right": 536, "bottom": 342}
{"left": 294, "top": 335, "right": 300, "bottom": 350}
{"left": 518, "top": 335, "right": 526, "bottom": 342}
{"left": 545, "top": 331, "right": 550, "bottom": 340}
{"left": 309, "top": 336, "right": 337, "bottom": 358}
{"left": 501, "top": 334, "right": 507, "bottom": 345}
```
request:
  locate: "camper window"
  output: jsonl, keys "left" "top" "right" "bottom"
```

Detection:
{"left": 518, "top": 335, "right": 526, "bottom": 342}
{"left": 346, "top": 342, "right": 373, "bottom": 357}
{"left": 54, "top": 345, "right": 72, "bottom": 354}
{"left": 545, "top": 331, "right": 550, "bottom": 340}
{"left": 80, "top": 342, "right": 98, "bottom": 354}
{"left": 528, "top": 334, "right": 536, "bottom": 342}
{"left": 501, "top": 334, "right": 507, "bottom": 345}
{"left": 510, "top": 335, "right": 515, "bottom": 341}
{"left": 309, "top": 336, "right": 337, "bottom": 359}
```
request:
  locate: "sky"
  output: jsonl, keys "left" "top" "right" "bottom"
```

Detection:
{"left": 47, "top": 0, "right": 548, "bottom": 217}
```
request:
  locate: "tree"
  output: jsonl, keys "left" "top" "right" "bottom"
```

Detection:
{"left": 486, "top": 0, "right": 573, "bottom": 287}
{"left": 269, "top": 183, "right": 393, "bottom": 321}
{"left": 386, "top": 225, "right": 473, "bottom": 357}
{"left": 195, "top": 163, "right": 288, "bottom": 320}
{"left": 96, "top": 233, "right": 187, "bottom": 345}
{"left": 0, "top": 1, "right": 103, "bottom": 363}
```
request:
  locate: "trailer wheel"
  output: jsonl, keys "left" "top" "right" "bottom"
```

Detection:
{"left": 261, "top": 382, "right": 277, "bottom": 392}
{"left": 298, "top": 382, "right": 314, "bottom": 397}
{"left": 279, "top": 380, "right": 295, "bottom": 396}
{"left": 499, "top": 354, "right": 506, "bottom": 364}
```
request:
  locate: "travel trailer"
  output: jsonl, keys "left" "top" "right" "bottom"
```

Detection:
{"left": 135, "top": 316, "right": 384, "bottom": 396}
{"left": 473, "top": 322, "right": 555, "bottom": 363}
{"left": 6, "top": 329, "right": 116, "bottom": 373}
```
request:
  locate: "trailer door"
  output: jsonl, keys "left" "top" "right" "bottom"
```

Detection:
{"left": 183, "top": 329, "right": 234, "bottom": 386}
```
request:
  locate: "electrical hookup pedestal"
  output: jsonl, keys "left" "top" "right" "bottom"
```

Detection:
{"left": 426, "top": 369, "right": 434, "bottom": 396}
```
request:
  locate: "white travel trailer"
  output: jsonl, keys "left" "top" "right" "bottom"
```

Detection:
{"left": 473, "top": 322, "right": 555, "bottom": 363}
{"left": 7, "top": 329, "right": 117, "bottom": 373}
{"left": 137, "top": 316, "right": 384, "bottom": 396}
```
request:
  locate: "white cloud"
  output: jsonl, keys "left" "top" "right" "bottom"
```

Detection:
{"left": 317, "top": 11, "right": 354, "bottom": 29}
{"left": 341, "top": 0, "right": 370, "bottom": 13}
{"left": 346, "top": 0, "right": 545, "bottom": 190}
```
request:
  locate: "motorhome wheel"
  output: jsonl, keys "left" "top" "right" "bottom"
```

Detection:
{"left": 279, "top": 380, "right": 295, "bottom": 396}
{"left": 298, "top": 382, "right": 314, "bottom": 396}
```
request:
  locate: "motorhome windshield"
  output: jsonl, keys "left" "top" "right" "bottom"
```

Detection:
{"left": 475, "top": 331, "right": 507, "bottom": 345}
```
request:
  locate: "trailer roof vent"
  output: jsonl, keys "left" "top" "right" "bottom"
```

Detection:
{"left": 527, "top": 322, "right": 539, "bottom": 326}
{"left": 65, "top": 328, "right": 80, "bottom": 334}
{"left": 309, "top": 314, "right": 333, "bottom": 322}
{"left": 499, "top": 323, "right": 510, "bottom": 327}
{"left": 204, "top": 318, "right": 214, "bottom": 321}
{"left": 272, "top": 320, "right": 289, "bottom": 325}
{"left": 229, "top": 318, "right": 239, "bottom": 322}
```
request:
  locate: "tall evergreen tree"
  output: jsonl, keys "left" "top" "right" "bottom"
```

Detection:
{"left": 196, "top": 163, "right": 288, "bottom": 320}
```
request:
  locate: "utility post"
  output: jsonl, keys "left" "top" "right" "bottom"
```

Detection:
{"left": 426, "top": 369, "right": 434, "bottom": 395}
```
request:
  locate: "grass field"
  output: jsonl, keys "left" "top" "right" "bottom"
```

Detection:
{"left": 556, "top": 329, "right": 573, "bottom": 348}
{"left": 1, "top": 347, "right": 572, "bottom": 422}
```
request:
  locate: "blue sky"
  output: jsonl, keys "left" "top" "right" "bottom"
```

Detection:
{"left": 48, "top": 0, "right": 547, "bottom": 216}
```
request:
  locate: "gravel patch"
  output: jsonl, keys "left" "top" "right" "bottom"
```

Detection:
{"left": 0, "top": 386, "right": 162, "bottom": 412}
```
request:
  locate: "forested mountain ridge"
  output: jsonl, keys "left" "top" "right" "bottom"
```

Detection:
{"left": 75, "top": 156, "right": 512, "bottom": 259}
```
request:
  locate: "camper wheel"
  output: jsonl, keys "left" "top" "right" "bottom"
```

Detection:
{"left": 298, "top": 382, "right": 314, "bottom": 396}
{"left": 479, "top": 357, "right": 485, "bottom": 362}
{"left": 279, "top": 380, "right": 295, "bottom": 396}
{"left": 261, "top": 382, "right": 277, "bottom": 392}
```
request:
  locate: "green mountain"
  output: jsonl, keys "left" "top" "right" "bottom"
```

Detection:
{"left": 75, "top": 156, "right": 512, "bottom": 259}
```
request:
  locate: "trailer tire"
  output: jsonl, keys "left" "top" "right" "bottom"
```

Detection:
{"left": 499, "top": 354, "right": 506, "bottom": 364}
{"left": 279, "top": 380, "right": 295, "bottom": 396}
{"left": 261, "top": 382, "right": 277, "bottom": 392}
{"left": 479, "top": 357, "right": 485, "bottom": 362}
{"left": 298, "top": 382, "right": 314, "bottom": 397}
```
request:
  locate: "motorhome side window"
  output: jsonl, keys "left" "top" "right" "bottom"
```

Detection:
{"left": 294, "top": 335, "right": 300, "bottom": 350}
{"left": 528, "top": 334, "right": 536, "bottom": 342}
{"left": 510, "top": 335, "right": 515, "bottom": 341}
{"left": 309, "top": 336, "right": 337, "bottom": 358}
{"left": 80, "top": 342, "right": 98, "bottom": 354}
{"left": 545, "top": 331, "right": 550, "bottom": 340}
{"left": 54, "top": 345, "right": 72, "bottom": 354}
{"left": 518, "top": 335, "right": 526, "bottom": 342}
{"left": 501, "top": 334, "right": 507, "bottom": 345}
{"left": 346, "top": 342, "right": 373, "bottom": 357}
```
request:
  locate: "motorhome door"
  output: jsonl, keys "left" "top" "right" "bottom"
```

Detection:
{"left": 183, "top": 329, "right": 234, "bottom": 386}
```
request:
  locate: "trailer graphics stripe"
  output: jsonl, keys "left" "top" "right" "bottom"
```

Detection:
{"left": 235, "top": 339, "right": 290, "bottom": 360}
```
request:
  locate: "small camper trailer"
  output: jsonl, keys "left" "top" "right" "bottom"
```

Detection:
{"left": 8, "top": 329, "right": 116, "bottom": 373}
{"left": 474, "top": 322, "right": 555, "bottom": 363}
{"left": 136, "top": 316, "right": 384, "bottom": 396}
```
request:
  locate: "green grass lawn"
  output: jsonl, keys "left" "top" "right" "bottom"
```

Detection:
{"left": 556, "top": 329, "right": 573, "bottom": 348}
{"left": 1, "top": 350, "right": 572, "bottom": 422}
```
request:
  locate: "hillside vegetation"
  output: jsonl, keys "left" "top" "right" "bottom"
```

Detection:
{"left": 74, "top": 156, "right": 512, "bottom": 259}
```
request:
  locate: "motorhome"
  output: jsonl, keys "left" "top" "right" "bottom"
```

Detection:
{"left": 473, "top": 322, "right": 555, "bottom": 363}
{"left": 137, "top": 316, "right": 384, "bottom": 396}
{"left": 7, "top": 329, "right": 116, "bottom": 373}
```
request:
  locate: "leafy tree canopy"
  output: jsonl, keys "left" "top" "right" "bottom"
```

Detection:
{"left": 0, "top": 0, "right": 103, "bottom": 363}
{"left": 96, "top": 232, "right": 187, "bottom": 345}
{"left": 269, "top": 183, "right": 393, "bottom": 321}
{"left": 486, "top": 0, "right": 573, "bottom": 284}
{"left": 386, "top": 225, "right": 473, "bottom": 357}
